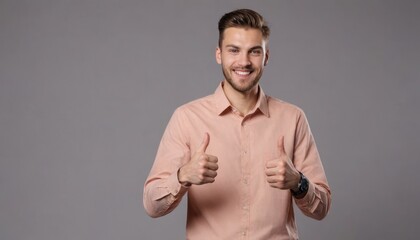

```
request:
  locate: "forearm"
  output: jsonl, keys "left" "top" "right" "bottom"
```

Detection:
{"left": 294, "top": 181, "right": 331, "bottom": 220}
{"left": 143, "top": 171, "right": 188, "bottom": 218}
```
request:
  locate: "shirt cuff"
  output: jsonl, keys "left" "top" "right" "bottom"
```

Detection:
{"left": 166, "top": 170, "right": 189, "bottom": 197}
{"left": 294, "top": 181, "right": 320, "bottom": 212}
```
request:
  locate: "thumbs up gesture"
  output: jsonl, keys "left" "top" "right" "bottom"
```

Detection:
{"left": 265, "top": 136, "right": 301, "bottom": 190}
{"left": 178, "top": 133, "right": 219, "bottom": 186}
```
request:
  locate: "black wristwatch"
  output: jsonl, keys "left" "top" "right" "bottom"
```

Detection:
{"left": 291, "top": 172, "right": 309, "bottom": 197}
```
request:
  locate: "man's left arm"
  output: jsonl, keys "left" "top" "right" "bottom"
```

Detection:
{"left": 292, "top": 109, "right": 331, "bottom": 220}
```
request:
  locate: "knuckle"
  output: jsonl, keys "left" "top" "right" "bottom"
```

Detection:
{"left": 198, "top": 155, "right": 207, "bottom": 162}
{"left": 277, "top": 168, "right": 285, "bottom": 175}
{"left": 199, "top": 160, "right": 208, "bottom": 166}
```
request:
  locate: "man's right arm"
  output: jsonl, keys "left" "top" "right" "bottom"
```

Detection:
{"left": 143, "top": 109, "right": 190, "bottom": 218}
{"left": 143, "top": 110, "right": 218, "bottom": 218}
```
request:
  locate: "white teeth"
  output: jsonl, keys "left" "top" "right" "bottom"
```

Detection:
{"left": 235, "top": 70, "right": 251, "bottom": 76}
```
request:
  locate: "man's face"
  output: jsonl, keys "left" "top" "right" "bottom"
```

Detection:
{"left": 216, "top": 27, "right": 269, "bottom": 94}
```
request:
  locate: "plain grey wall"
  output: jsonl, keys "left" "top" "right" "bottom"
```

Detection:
{"left": 1, "top": 0, "right": 419, "bottom": 239}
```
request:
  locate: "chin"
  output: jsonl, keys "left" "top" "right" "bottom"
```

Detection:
{"left": 231, "top": 81, "right": 259, "bottom": 93}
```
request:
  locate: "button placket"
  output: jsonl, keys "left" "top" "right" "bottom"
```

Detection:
{"left": 239, "top": 119, "right": 251, "bottom": 239}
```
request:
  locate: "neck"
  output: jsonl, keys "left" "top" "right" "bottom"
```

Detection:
{"left": 222, "top": 81, "right": 259, "bottom": 116}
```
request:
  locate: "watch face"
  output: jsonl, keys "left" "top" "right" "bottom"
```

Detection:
{"left": 291, "top": 173, "right": 309, "bottom": 196}
{"left": 301, "top": 175, "right": 309, "bottom": 192}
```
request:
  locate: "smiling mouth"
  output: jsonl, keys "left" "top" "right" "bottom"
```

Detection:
{"left": 233, "top": 69, "right": 253, "bottom": 76}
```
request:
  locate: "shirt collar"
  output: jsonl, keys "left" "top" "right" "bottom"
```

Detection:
{"left": 213, "top": 82, "right": 270, "bottom": 117}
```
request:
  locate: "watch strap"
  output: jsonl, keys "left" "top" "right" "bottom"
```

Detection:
{"left": 291, "top": 172, "right": 309, "bottom": 197}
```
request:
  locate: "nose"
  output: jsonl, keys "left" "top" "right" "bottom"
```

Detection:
{"left": 237, "top": 52, "right": 251, "bottom": 67}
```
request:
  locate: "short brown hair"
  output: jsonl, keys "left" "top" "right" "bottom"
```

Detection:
{"left": 218, "top": 9, "right": 270, "bottom": 47}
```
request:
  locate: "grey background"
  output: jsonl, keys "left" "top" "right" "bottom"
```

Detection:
{"left": 1, "top": 0, "right": 419, "bottom": 239}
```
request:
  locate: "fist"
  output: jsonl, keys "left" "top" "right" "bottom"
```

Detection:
{"left": 178, "top": 133, "right": 219, "bottom": 185}
{"left": 265, "top": 136, "right": 300, "bottom": 190}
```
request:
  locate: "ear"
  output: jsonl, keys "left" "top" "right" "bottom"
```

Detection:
{"left": 215, "top": 47, "right": 222, "bottom": 64}
{"left": 264, "top": 48, "right": 269, "bottom": 66}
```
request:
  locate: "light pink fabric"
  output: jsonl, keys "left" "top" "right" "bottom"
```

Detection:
{"left": 144, "top": 83, "right": 331, "bottom": 240}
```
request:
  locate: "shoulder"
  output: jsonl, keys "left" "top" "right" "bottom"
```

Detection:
{"left": 174, "top": 94, "right": 214, "bottom": 116}
{"left": 266, "top": 95, "right": 305, "bottom": 118}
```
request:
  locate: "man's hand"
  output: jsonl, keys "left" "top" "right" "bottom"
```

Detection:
{"left": 178, "top": 133, "right": 219, "bottom": 186}
{"left": 265, "top": 136, "right": 300, "bottom": 190}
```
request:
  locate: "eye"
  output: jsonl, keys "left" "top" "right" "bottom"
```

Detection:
{"left": 227, "top": 48, "right": 239, "bottom": 54}
{"left": 250, "top": 49, "right": 262, "bottom": 56}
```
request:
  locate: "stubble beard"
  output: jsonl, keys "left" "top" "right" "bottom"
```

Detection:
{"left": 221, "top": 65, "right": 262, "bottom": 93}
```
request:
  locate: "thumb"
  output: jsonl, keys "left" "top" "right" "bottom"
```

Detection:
{"left": 182, "top": 149, "right": 191, "bottom": 163}
{"left": 277, "top": 136, "right": 287, "bottom": 156}
{"left": 197, "top": 132, "right": 210, "bottom": 153}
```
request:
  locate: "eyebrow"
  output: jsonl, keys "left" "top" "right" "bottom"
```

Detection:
{"left": 225, "top": 44, "right": 263, "bottom": 51}
{"left": 249, "top": 46, "right": 263, "bottom": 51}
{"left": 225, "top": 44, "right": 239, "bottom": 49}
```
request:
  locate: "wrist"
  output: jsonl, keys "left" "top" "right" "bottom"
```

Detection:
{"left": 290, "top": 172, "right": 309, "bottom": 198}
{"left": 177, "top": 168, "right": 191, "bottom": 187}
{"left": 291, "top": 172, "right": 301, "bottom": 192}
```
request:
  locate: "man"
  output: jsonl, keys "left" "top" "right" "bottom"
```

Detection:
{"left": 144, "top": 9, "right": 331, "bottom": 239}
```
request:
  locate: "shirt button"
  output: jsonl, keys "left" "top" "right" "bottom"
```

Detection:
{"left": 242, "top": 205, "right": 249, "bottom": 210}
{"left": 242, "top": 231, "right": 247, "bottom": 236}
{"left": 243, "top": 179, "right": 248, "bottom": 184}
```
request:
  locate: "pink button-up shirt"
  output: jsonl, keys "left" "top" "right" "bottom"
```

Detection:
{"left": 144, "top": 83, "right": 331, "bottom": 240}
